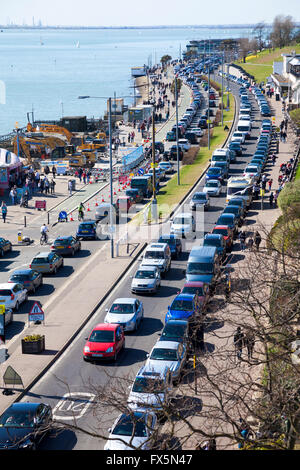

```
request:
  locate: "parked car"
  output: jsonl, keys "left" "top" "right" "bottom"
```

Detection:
{"left": 159, "top": 161, "right": 173, "bottom": 174}
{"left": 125, "top": 188, "right": 144, "bottom": 204}
{"left": 189, "top": 192, "right": 210, "bottom": 211}
{"left": 178, "top": 139, "right": 191, "bottom": 151}
{"left": 180, "top": 281, "right": 210, "bottom": 311}
{"left": 203, "top": 179, "right": 222, "bottom": 197}
{"left": 115, "top": 196, "right": 134, "bottom": 213}
{"left": 131, "top": 266, "right": 161, "bottom": 295}
{"left": 0, "top": 402, "right": 52, "bottom": 450}
{"left": 104, "top": 298, "right": 144, "bottom": 332}
{"left": 165, "top": 293, "right": 202, "bottom": 323}
{"left": 145, "top": 340, "right": 187, "bottom": 383}
{"left": 159, "top": 319, "right": 191, "bottom": 350}
{"left": 169, "top": 146, "right": 183, "bottom": 161}
{"left": 157, "top": 234, "right": 182, "bottom": 259}
{"left": 0, "top": 238, "right": 12, "bottom": 257}
{"left": 51, "top": 236, "right": 81, "bottom": 256}
{"left": 83, "top": 323, "right": 125, "bottom": 362}
{"left": 8, "top": 269, "right": 43, "bottom": 293}
{"left": 128, "top": 365, "right": 173, "bottom": 414}
{"left": 29, "top": 251, "right": 64, "bottom": 274}
{"left": 170, "top": 212, "right": 196, "bottom": 239}
{"left": 76, "top": 220, "right": 98, "bottom": 240}
{"left": 205, "top": 166, "right": 225, "bottom": 183}
{"left": 104, "top": 411, "right": 157, "bottom": 450}
{"left": 201, "top": 233, "right": 226, "bottom": 262}
{"left": 211, "top": 225, "right": 234, "bottom": 252}
{"left": 216, "top": 213, "right": 238, "bottom": 236}
{"left": 223, "top": 204, "right": 244, "bottom": 227}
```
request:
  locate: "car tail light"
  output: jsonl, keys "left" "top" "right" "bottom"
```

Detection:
{"left": 11, "top": 294, "right": 14, "bottom": 300}
{"left": 51, "top": 246, "right": 55, "bottom": 249}
{"left": 67, "top": 246, "right": 71, "bottom": 249}
{"left": 49, "top": 264, "right": 53, "bottom": 269}
{"left": 29, "top": 264, "right": 32, "bottom": 269}
{"left": 23, "top": 281, "right": 30, "bottom": 284}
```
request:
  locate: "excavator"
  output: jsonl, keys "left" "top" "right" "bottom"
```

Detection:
{"left": 26, "top": 122, "right": 73, "bottom": 143}
{"left": 13, "top": 135, "right": 66, "bottom": 166}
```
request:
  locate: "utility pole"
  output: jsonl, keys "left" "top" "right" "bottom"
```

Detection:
{"left": 221, "top": 52, "right": 224, "bottom": 126}
{"left": 208, "top": 40, "right": 211, "bottom": 150}
{"left": 175, "top": 76, "right": 180, "bottom": 185}
{"left": 151, "top": 108, "right": 157, "bottom": 221}
{"left": 108, "top": 98, "right": 114, "bottom": 258}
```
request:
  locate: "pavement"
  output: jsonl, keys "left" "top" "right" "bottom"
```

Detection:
{"left": 0, "top": 66, "right": 194, "bottom": 415}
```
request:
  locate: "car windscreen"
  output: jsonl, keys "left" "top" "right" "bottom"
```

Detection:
{"left": 208, "top": 168, "right": 221, "bottom": 174}
{"left": 112, "top": 415, "right": 147, "bottom": 437}
{"left": 110, "top": 303, "right": 134, "bottom": 313}
{"left": 159, "top": 237, "right": 175, "bottom": 246}
{"left": 227, "top": 187, "right": 250, "bottom": 196}
{"left": 135, "top": 270, "right": 155, "bottom": 279}
{"left": 187, "top": 262, "right": 213, "bottom": 274}
{"left": 145, "top": 251, "right": 164, "bottom": 259}
{"left": 204, "top": 238, "right": 221, "bottom": 246}
{"left": 89, "top": 330, "right": 114, "bottom": 342}
{"left": 212, "top": 155, "right": 226, "bottom": 161}
{"left": 173, "top": 217, "right": 191, "bottom": 225}
{"left": 132, "top": 377, "right": 164, "bottom": 394}
{"left": 131, "top": 179, "right": 148, "bottom": 187}
{"left": 192, "top": 194, "right": 206, "bottom": 200}
{"left": 150, "top": 348, "right": 178, "bottom": 361}
{"left": 205, "top": 181, "right": 218, "bottom": 187}
{"left": 79, "top": 224, "right": 94, "bottom": 230}
{"left": 181, "top": 286, "right": 204, "bottom": 296}
{"left": 161, "top": 323, "right": 186, "bottom": 340}
{"left": 171, "top": 299, "right": 193, "bottom": 311}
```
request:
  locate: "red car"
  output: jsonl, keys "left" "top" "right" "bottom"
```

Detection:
{"left": 211, "top": 225, "right": 234, "bottom": 252}
{"left": 180, "top": 281, "right": 211, "bottom": 312}
{"left": 83, "top": 323, "right": 125, "bottom": 362}
{"left": 116, "top": 196, "right": 133, "bottom": 212}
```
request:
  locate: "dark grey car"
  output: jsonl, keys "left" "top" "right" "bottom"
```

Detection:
{"left": 8, "top": 269, "right": 43, "bottom": 293}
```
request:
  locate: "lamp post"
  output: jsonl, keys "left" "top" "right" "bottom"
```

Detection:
{"left": 175, "top": 75, "right": 180, "bottom": 185}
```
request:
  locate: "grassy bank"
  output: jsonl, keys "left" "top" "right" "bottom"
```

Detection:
{"left": 153, "top": 93, "right": 235, "bottom": 220}
{"left": 235, "top": 44, "right": 300, "bottom": 84}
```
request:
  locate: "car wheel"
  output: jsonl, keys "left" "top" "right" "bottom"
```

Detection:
{"left": 113, "top": 351, "right": 117, "bottom": 362}
{"left": 53, "top": 267, "right": 57, "bottom": 275}
{"left": 71, "top": 249, "right": 75, "bottom": 256}
{"left": 0, "top": 250, "right": 3, "bottom": 257}
{"left": 32, "top": 285, "right": 36, "bottom": 294}
{"left": 15, "top": 301, "right": 19, "bottom": 311}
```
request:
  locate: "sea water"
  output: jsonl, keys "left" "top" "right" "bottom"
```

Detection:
{"left": 0, "top": 27, "right": 252, "bottom": 135}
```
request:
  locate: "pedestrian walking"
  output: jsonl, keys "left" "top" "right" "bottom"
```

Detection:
{"left": 254, "top": 231, "right": 262, "bottom": 251}
{"left": 268, "top": 178, "right": 273, "bottom": 191}
{"left": 234, "top": 327, "right": 244, "bottom": 361}
{"left": 68, "top": 179, "right": 73, "bottom": 197}
{"left": 282, "top": 130, "right": 287, "bottom": 143}
{"left": 239, "top": 230, "right": 246, "bottom": 251}
{"left": 50, "top": 179, "right": 56, "bottom": 194}
{"left": 1, "top": 202, "right": 7, "bottom": 223}
{"left": 44, "top": 177, "right": 50, "bottom": 195}
{"left": 52, "top": 166, "right": 57, "bottom": 179}
{"left": 244, "top": 330, "right": 255, "bottom": 360}
{"left": 271, "top": 153, "right": 276, "bottom": 166}
{"left": 247, "top": 236, "right": 254, "bottom": 250}
{"left": 274, "top": 191, "right": 279, "bottom": 207}
{"left": 269, "top": 192, "right": 274, "bottom": 207}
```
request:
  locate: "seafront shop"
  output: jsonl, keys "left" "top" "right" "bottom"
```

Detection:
{"left": 0, "top": 148, "right": 24, "bottom": 195}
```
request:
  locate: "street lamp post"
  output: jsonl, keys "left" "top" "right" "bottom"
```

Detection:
{"left": 175, "top": 76, "right": 180, "bottom": 185}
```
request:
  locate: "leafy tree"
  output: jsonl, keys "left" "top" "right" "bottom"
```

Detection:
{"left": 161, "top": 55, "right": 172, "bottom": 68}
{"left": 270, "top": 15, "right": 295, "bottom": 48}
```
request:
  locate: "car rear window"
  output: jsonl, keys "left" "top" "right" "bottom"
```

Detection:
{"left": 32, "top": 258, "right": 49, "bottom": 264}
{"left": 54, "top": 239, "right": 71, "bottom": 245}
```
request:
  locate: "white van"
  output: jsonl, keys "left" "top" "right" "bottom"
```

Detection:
{"left": 226, "top": 176, "right": 253, "bottom": 207}
{"left": 237, "top": 120, "right": 251, "bottom": 139}
{"left": 140, "top": 243, "right": 171, "bottom": 277}
{"left": 210, "top": 148, "right": 230, "bottom": 168}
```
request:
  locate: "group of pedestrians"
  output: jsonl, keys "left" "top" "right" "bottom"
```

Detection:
{"left": 238, "top": 230, "right": 262, "bottom": 251}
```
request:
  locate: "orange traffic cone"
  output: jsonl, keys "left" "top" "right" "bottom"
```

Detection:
{"left": 95, "top": 199, "right": 98, "bottom": 207}
{"left": 87, "top": 204, "right": 91, "bottom": 212}
{"left": 70, "top": 212, "right": 74, "bottom": 221}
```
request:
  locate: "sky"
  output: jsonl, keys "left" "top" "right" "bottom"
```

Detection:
{"left": 1, "top": 0, "right": 299, "bottom": 27}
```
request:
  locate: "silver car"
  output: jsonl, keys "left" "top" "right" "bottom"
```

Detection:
{"left": 203, "top": 179, "right": 222, "bottom": 197}
{"left": 104, "top": 297, "right": 144, "bottom": 332}
{"left": 131, "top": 266, "right": 161, "bottom": 295}
{"left": 145, "top": 340, "right": 187, "bottom": 383}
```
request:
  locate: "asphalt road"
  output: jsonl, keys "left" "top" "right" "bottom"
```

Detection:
{"left": 10, "top": 77, "right": 265, "bottom": 450}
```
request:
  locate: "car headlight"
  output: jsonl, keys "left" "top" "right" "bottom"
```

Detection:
{"left": 106, "top": 347, "right": 113, "bottom": 353}
{"left": 84, "top": 346, "right": 90, "bottom": 353}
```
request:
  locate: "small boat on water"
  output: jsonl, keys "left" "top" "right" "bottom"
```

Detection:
{"left": 76, "top": 41, "right": 80, "bottom": 48}
{"left": 40, "top": 37, "right": 44, "bottom": 46}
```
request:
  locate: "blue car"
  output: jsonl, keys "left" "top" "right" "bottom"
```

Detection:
{"left": 158, "top": 234, "right": 182, "bottom": 259}
{"left": 165, "top": 294, "right": 200, "bottom": 323}
{"left": 76, "top": 220, "right": 98, "bottom": 240}
{"left": 205, "top": 166, "right": 225, "bottom": 183}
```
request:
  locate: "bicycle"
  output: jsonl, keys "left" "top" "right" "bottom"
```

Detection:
{"left": 78, "top": 211, "right": 84, "bottom": 221}
{"left": 40, "top": 232, "right": 48, "bottom": 245}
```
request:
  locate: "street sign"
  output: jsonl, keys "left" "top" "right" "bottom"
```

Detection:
{"left": 29, "top": 302, "right": 44, "bottom": 323}
{"left": 138, "top": 168, "right": 144, "bottom": 175}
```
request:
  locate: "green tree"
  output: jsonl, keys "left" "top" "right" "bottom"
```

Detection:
{"left": 160, "top": 55, "right": 172, "bottom": 68}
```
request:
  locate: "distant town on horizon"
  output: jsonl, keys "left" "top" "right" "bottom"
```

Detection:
{"left": 0, "top": 23, "right": 280, "bottom": 30}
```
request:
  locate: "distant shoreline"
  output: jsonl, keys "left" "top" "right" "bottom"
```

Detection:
{"left": 0, "top": 24, "right": 276, "bottom": 30}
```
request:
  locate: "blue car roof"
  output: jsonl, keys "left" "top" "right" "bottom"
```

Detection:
{"left": 173, "top": 293, "right": 195, "bottom": 301}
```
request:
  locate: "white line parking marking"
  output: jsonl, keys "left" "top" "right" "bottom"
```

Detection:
{"left": 52, "top": 392, "right": 96, "bottom": 421}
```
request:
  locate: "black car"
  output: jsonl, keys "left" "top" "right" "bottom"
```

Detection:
{"left": 169, "top": 146, "right": 183, "bottom": 161}
{"left": 0, "top": 238, "right": 12, "bottom": 257}
{"left": 8, "top": 269, "right": 43, "bottom": 293}
{"left": 51, "top": 236, "right": 81, "bottom": 256}
{"left": 198, "top": 118, "right": 208, "bottom": 129}
{"left": 155, "top": 141, "right": 165, "bottom": 154}
{"left": 0, "top": 402, "right": 52, "bottom": 450}
{"left": 159, "top": 319, "right": 192, "bottom": 353}
{"left": 184, "top": 132, "right": 198, "bottom": 144}
{"left": 125, "top": 188, "right": 143, "bottom": 204}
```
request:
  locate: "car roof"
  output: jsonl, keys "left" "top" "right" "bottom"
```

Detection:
{"left": 173, "top": 293, "right": 195, "bottom": 301}
{"left": 159, "top": 233, "right": 180, "bottom": 239}
{"left": 148, "top": 243, "right": 167, "bottom": 250}
{"left": 184, "top": 281, "right": 205, "bottom": 286}
{"left": 205, "top": 233, "right": 222, "bottom": 239}
{"left": 93, "top": 323, "right": 118, "bottom": 331}
{"left": 33, "top": 252, "right": 52, "bottom": 258}
{"left": 137, "top": 266, "right": 158, "bottom": 271}
{"left": 205, "top": 179, "right": 220, "bottom": 184}
{"left": 55, "top": 236, "right": 72, "bottom": 240}
{"left": 112, "top": 298, "right": 137, "bottom": 304}
{"left": 4, "top": 402, "right": 42, "bottom": 413}
{"left": 11, "top": 269, "right": 34, "bottom": 275}
{"left": 152, "top": 340, "right": 181, "bottom": 350}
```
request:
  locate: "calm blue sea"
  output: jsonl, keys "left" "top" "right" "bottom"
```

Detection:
{"left": 0, "top": 27, "right": 252, "bottom": 135}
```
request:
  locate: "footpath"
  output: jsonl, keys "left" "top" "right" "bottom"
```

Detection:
{"left": 0, "top": 67, "right": 193, "bottom": 415}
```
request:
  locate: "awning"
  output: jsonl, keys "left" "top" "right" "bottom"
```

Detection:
{"left": 289, "top": 57, "right": 300, "bottom": 66}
